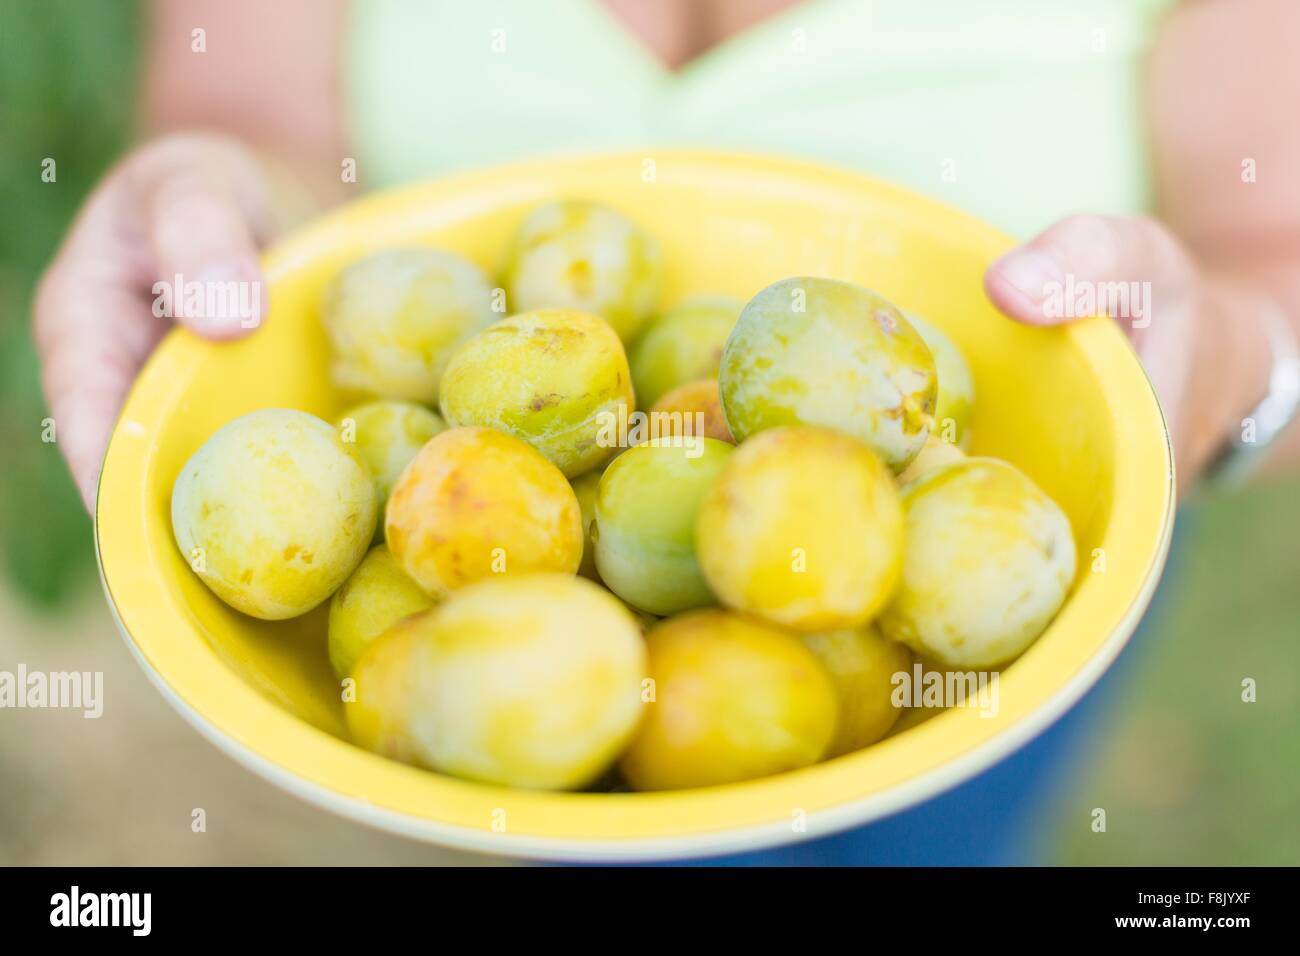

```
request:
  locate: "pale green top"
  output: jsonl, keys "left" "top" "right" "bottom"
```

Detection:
{"left": 347, "top": 0, "right": 1177, "bottom": 238}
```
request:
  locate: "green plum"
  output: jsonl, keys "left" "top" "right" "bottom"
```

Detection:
{"left": 719, "top": 277, "right": 938, "bottom": 472}
{"left": 321, "top": 247, "right": 496, "bottom": 402}
{"left": 799, "top": 626, "right": 912, "bottom": 757}
{"left": 346, "top": 575, "right": 646, "bottom": 790}
{"left": 649, "top": 379, "right": 734, "bottom": 444}
{"left": 171, "top": 409, "right": 377, "bottom": 619}
{"left": 879, "top": 458, "right": 1077, "bottom": 668}
{"left": 384, "top": 427, "right": 584, "bottom": 598}
{"left": 570, "top": 469, "right": 602, "bottom": 581}
{"left": 328, "top": 544, "right": 435, "bottom": 679}
{"left": 336, "top": 400, "right": 446, "bottom": 538}
{"left": 439, "top": 308, "right": 635, "bottom": 477}
{"left": 896, "top": 434, "right": 965, "bottom": 486}
{"left": 696, "top": 425, "right": 903, "bottom": 632}
{"left": 593, "top": 437, "right": 734, "bottom": 615}
{"left": 502, "top": 200, "right": 662, "bottom": 343}
{"left": 619, "top": 610, "right": 838, "bottom": 791}
{"left": 630, "top": 295, "right": 741, "bottom": 407}
{"left": 905, "top": 311, "right": 976, "bottom": 448}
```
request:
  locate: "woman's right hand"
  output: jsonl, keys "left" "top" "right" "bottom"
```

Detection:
{"left": 985, "top": 214, "right": 1281, "bottom": 492}
{"left": 34, "top": 132, "right": 283, "bottom": 512}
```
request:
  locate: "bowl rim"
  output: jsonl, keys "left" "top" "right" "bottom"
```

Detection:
{"left": 95, "top": 148, "right": 1176, "bottom": 862}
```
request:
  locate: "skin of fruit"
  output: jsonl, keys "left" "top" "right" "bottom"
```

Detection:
{"left": 799, "top": 626, "right": 912, "bottom": 757}
{"left": 719, "top": 277, "right": 938, "bottom": 471}
{"left": 630, "top": 295, "right": 741, "bottom": 407}
{"left": 439, "top": 308, "right": 635, "bottom": 478}
{"left": 346, "top": 575, "right": 647, "bottom": 790}
{"left": 171, "top": 408, "right": 378, "bottom": 620}
{"left": 327, "top": 544, "right": 436, "bottom": 679}
{"left": 648, "top": 378, "right": 735, "bottom": 444}
{"left": 384, "top": 427, "right": 584, "bottom": 598}
{"left": 896, "top": 434, "right": 966, "bottom": 486}
{"left": 320, "top": 247, "right": 497, "bottom": 403}
{"left": 336, "top": 400, "right": 446, "bottom": 539}
{"left": 344, "top": 611, "right": 429, "bottom": 766}
{"left": 905, "top": 312, "right": 976, "bottom": 449}
{"left": 570, "top": 469, "right": 602, "bottom": 581}
{"left": 878, "top": 458, "right": 1077, "bottom": 668}
{"left": 593, "top": 437, "right": 734, "bottom": 615}
{"left": 696, "top": 425, "right": 904, "bottom": 632}
{"left": 624, "top": 603, "right": 659, "bottom": 632}
{"left": 502, "top": 200, "right": 662, "bottom": 343}
{"left": 888, "top": 698, "right": 945, "bottom": 737}
{"left": 619, "top": 610, "right": 838, "bottom": 791}
{"left": 885, "top": 656, "right": 988, "bottom": 733}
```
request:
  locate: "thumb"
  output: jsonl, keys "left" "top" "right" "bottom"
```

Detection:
{"left": 984, "top": 214, "right": 1206, "bottom": 481}
{"left": 984, "top": 214, "right": 1196, "bottom": 328}
{"left": 137, "top": 137, "right": 274, "bottom": 338}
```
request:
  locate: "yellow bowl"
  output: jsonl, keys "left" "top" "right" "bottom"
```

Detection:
{"left": 96, "top": 150, "right": 1174, "bottom": 861}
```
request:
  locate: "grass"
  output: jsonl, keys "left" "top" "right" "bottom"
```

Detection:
{"left": 1040, "top": 475, "right": 1300, "bottom": 864}
{"left": 0, "top": 0, "right": 139, "bottom": 607}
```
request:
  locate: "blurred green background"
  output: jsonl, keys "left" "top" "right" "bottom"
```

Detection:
{"left": 0, "top": 0, "right": 138, "bottom": 605}
{"left": 1, "top": 0, "right": 1296, "bottom": 865}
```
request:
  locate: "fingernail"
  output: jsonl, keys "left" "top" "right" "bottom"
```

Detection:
{"left": 188, "top": 258, "right": 266, "bottom": 332}
{"left": 193, "top": 256, "right": 257, "bottom": 283}
{"left": 992, "top": 248, "right": 1066, "bottom": 305}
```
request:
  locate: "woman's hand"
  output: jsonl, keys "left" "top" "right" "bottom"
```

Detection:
{"left": 985, "top": 214, "right": 1277, "bottom": 491}
{"left": 33, "top": 132, "right": 284, "bottom": 511}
